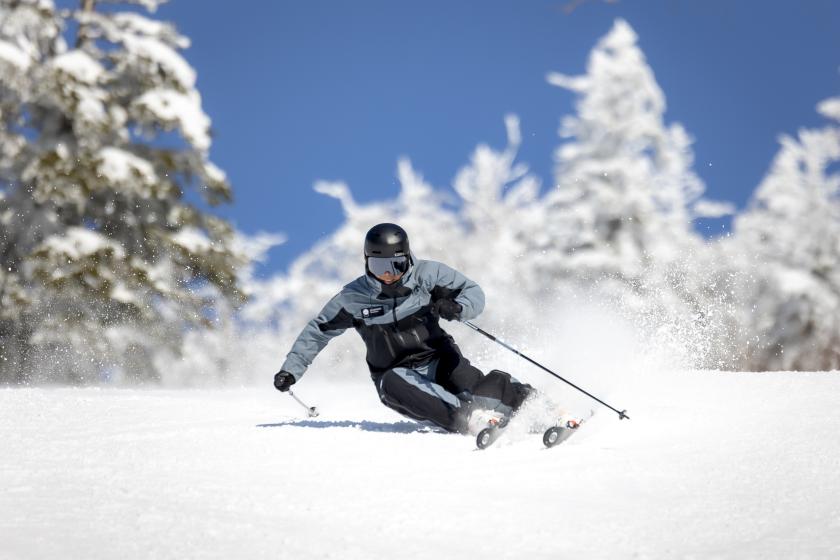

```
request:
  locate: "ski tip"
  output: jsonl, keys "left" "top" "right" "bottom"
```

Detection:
{"left": 475, "top": 427, "right": 496, "bottom": 450}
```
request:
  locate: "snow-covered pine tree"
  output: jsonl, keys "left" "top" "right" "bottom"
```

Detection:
{"left": 539, "top": 19, "right": 734, "bottom": 365}
{"left": 0, "top": 0, "right": 246, "bottom": 384}
{"left": 731, "top": 93, "right": 840, "bottom": 371}
{"left": 452, "top": 115, "right": 542, "bottom": 300}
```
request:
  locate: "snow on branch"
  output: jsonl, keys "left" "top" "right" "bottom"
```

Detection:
{"left": 97, "top": 0, "right": 168, "bottom": 12}
{"left": 50, "top": 50, "right": 105, "bottom": 84}
{"left": 817, "top": 96, "right": 840, "bottom": 123}
{"left": 131, "top": 89, "right": 211, "bottom": 151}
{"left": 36, "top": 227, "right": 125, "bottom": 262}
{"left": 0, "top": 39, "right": 31, "bottom": 71}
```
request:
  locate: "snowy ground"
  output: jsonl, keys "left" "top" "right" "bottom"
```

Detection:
{"left": 3, "top": 371, "right": 840, "bottom": 559}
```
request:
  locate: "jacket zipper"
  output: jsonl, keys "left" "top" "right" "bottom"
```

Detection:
{"left": 391, "top": 296, "right": 406, "bottom": 347}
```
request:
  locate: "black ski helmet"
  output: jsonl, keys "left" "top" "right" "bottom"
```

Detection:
{"left": 364, "top": 223, "right": 410, "bottom": 258}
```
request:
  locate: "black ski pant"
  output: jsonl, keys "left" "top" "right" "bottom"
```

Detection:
{"left": 373, "top": 346, "right": 533, "bottom": 434}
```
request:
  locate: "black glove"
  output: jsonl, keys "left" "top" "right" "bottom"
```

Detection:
{"left": 274, "top": 370, "right": 296, "bottom": 392}
{"left": 431, "top": 298, "right": 462, "bottom": 321}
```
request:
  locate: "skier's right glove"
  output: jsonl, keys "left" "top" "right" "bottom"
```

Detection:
{"left": 431, "top": 298, "right": 462, "bottom": 321}
{"left": 274, "top": 370, "right": 296, "bottom": 392}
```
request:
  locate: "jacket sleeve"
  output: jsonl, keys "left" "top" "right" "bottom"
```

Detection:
{"left": 280, "top": 292, "right": 355, "bottom": 381}
{"left": 426, "top": 261, "right": 485, "bottom": 321}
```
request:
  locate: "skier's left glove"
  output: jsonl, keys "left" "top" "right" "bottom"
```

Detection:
{"left": 274, "top": 370, "right": 296, "bottom": 392}
{"left": 431, "top": 298, "right": 462, "bottom": 321}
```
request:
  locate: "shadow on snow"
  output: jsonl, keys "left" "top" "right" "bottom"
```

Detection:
{"left": 256, "top": 419, "right": 448, "bottom": 434}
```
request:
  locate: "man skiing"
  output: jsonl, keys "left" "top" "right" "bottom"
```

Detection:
{"left": 273, "top": 223, "right": 535, "bottom": 435}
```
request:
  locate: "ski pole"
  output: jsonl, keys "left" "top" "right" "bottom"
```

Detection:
{"left": 463, "top": 321, "right": 629, "bottom": 420}
{"left": 288, "top": 389, "right": 320, "bottom": 418}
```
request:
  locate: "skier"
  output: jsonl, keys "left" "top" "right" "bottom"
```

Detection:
{"left": 273, "top": 223, "right": 535, "bottom": 435}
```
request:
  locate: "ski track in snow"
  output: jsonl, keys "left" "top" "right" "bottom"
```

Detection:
{"left": 2, "top": 372, "right": 840, "bottom": 560}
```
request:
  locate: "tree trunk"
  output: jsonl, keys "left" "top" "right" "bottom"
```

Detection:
{"left": 75, "top": 0, "right": 97, "bottom": 48}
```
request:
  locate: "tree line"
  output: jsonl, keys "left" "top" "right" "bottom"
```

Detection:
{"left": 1, "top": 4, "right": 837, "bottom": 384}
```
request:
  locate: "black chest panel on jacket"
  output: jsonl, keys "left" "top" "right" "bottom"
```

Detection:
{"left": 363, "top": 283, "right": 462, "bottom": 373}
{"left": 317, "top": 281, "right": 463, "bottom": 374}
{"left": 357, "top": 304, "right": 455, "bottom": 373}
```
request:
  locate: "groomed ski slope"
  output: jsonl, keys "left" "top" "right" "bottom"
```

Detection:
{"left": 3, "top": 371, "right": 840, "bottom": 559}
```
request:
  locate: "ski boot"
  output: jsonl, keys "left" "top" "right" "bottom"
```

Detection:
{"left": 467, "top": 409, "right": 509, "bottom": 450}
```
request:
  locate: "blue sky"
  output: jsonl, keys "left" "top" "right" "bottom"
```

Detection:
{"left": 153, "top": 0, "right": 839, "bottom": 277}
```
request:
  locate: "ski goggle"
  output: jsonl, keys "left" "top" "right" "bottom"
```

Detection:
{"left": 367, "top": 255, "right": 410, "bottom": 277}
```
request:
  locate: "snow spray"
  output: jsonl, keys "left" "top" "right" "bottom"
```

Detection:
{"left": 464, "top": 321, "right": 630, "bottom": 420}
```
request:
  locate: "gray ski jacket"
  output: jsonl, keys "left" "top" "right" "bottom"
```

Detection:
{"left": 280, "top": 259, "right": 485, "bottom": 381}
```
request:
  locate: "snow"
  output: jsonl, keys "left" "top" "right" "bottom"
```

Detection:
{"left": 204, "top": 161, "right": 227, "bottom": 184}
{"left": 39, "top": 227, "right": 124, "bottom": 260}
{"left": 124, "top": 0, "right": 167, "bottom": 13}
{"left": 51, "top": 50, "right": 104, "bottom": 84}
{"left": 170, "top": 227, "right": 212, "bottom": 252}
{"left": 774, "top": 267, "right": 819, "bottom": 296}
{"left": 97, "top": 147, "right": 157, "bottom": 186}
{"left": 110, "top": 282, "right": 138, "bottom": 305}
{"left": 77, "top": 93, "right": 107, "bottom": 124}
{"left": 693, "top": 198, "right": 736, "bottom": 218}
{"left": 110, "top": 13, "right": 189, "bottom": 49}
{"left": 122, "top": 34, "right": 195, "bottom": 89}
{"left": 133, "top": 89, "right": 211, "bottom": 151}
{"left": 0, "top": 39, "right": 30, "bottom": 71}
{"left": 817, "top": 96, "right": 840, "bottom": 122}
{"left": 2, "top": 371, "right": 839, "bottom": 559}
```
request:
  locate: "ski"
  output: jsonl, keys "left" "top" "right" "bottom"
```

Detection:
{"left": 475, "top": 417, "right": 510, "bottom": 450}
{"left": 542, "top": 423, "right": 579, "bottom": 448}
{"left": 542, "top": 410, "right": 594, "bottom": 448}
{"left": 475, "top": 410, "right": 593, "bottom": 450}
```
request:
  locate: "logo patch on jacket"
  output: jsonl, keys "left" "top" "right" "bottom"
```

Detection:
{"left": 361, "top": 306, "right": 385, "bottom": 318}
